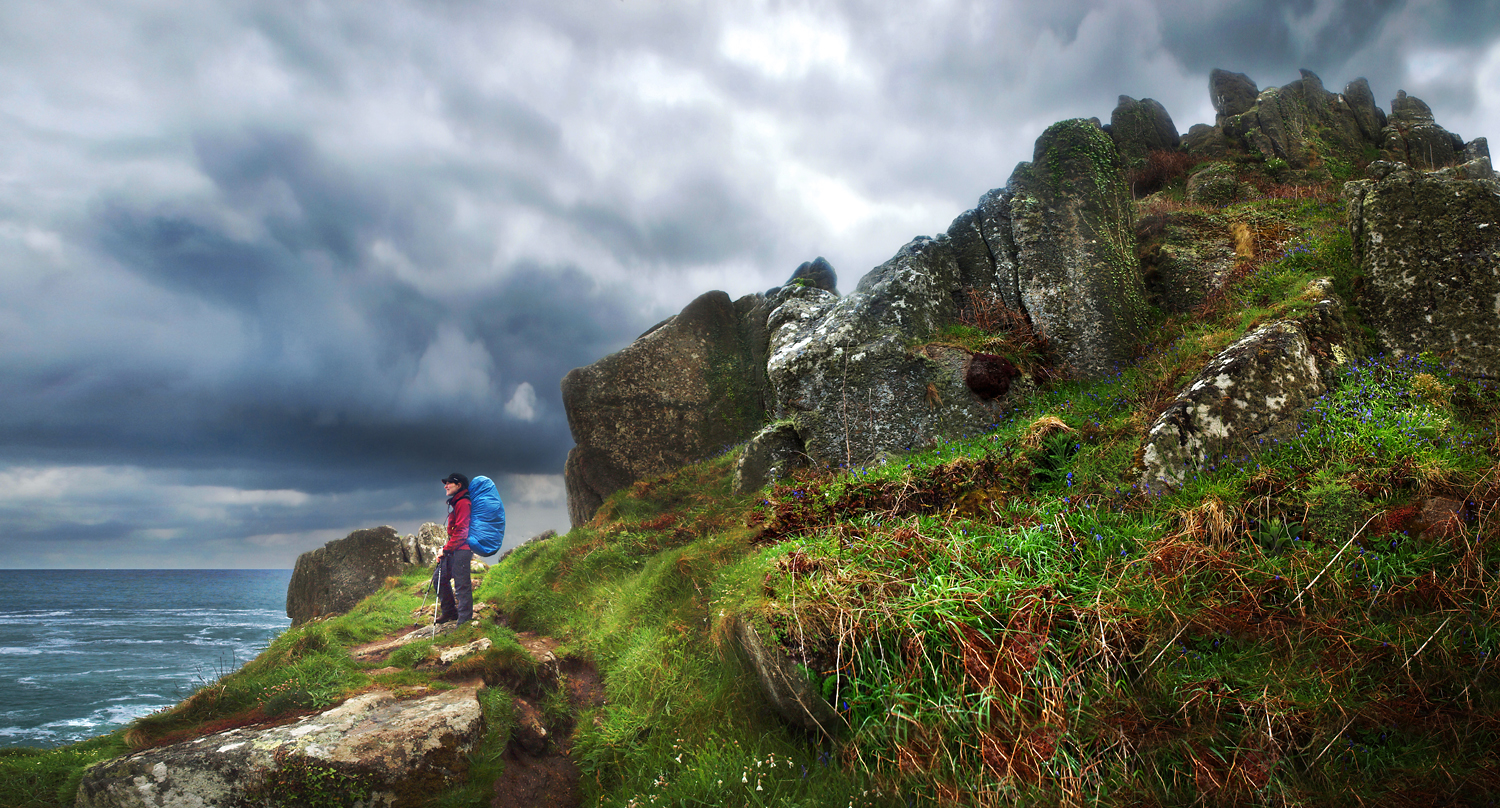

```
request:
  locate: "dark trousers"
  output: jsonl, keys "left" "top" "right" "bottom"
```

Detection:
{"left": 437, "top": 547, "right": 474, "bottom": 623}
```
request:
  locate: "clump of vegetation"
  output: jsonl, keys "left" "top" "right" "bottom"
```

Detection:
{"left": 1128, "top": 149, "right": 1203, "bottom": 197}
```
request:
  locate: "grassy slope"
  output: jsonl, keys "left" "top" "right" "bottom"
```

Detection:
{"left": 4, "top": 157, "right": 1499, "bottom": 808}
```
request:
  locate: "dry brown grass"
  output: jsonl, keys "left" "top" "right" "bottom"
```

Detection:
{"left": 1021, "top": 415, "right": 1074, "bottom": 450}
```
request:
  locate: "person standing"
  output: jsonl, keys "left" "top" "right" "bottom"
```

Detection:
{"left": 437, "top": 473, "right": 474, "bottom": 625}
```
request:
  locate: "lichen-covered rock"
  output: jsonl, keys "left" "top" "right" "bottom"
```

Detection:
{"left": 562, "top": 288, "right": 779, "bottom": 524}
{"left": 1138, "top": 211, "right": 1236, "bottom": 313}
{"left": 1008, "top": 119, "right": 1148, "bottom": 378}
{"left": 1139, "top": 320, "right": 1328, "bottom": 492}
{"left": 1185, "top": 162, "right": 1241, "bottom": 206}
{"left": 732, "top": 613, "right": 842, "bottom": 736}
{"left": 1344, "top": 162, "right": 1500, "bottom": 377}
{"left": 75, "top": 687, "right": 483, "bottom": 808}
{"left": 765, "top": 240, "right": 1018, "bottom": 468}
{"left": 732, "top": 422, "right": 807, "bottom": 495}
{"left": 405, "top": 523, "right": 446, "bottom": 567}
{"left": 1109, "top": 95, "right": 1180, "bottom": 168}
{"left": 286, "top": 526, "right": 411, "bottom": 626}
{"left": 439, "top": 637, "right": 493, "bottom": 665}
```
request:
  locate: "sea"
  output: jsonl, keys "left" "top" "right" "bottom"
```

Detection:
{"left": 0, "top": 569, "right": 292, "bottom": 749}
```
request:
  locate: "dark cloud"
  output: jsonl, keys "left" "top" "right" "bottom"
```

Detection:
{"left": 0, "top": 0, "right": 1495, "bottom": 567}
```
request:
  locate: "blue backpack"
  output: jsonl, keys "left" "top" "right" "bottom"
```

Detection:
{"left": 466, "top": 476, "right": 506, "bottom": 557}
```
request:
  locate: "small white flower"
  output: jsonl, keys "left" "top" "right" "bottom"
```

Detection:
{"left": 756, "top": 781, "right": 763, "bottom": 792}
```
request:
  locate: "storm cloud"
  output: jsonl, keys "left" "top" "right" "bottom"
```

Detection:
{"left": 2, "top": 0, "right": 1497, "bottom": 567}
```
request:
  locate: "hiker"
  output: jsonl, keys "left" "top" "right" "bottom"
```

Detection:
{"left": 437, "top": 473, "right": 474, "bottom": 625}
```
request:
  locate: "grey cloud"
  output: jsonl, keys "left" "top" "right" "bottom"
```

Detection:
{"left": 3, "top": 0, "right": 1498, "bottom": 567}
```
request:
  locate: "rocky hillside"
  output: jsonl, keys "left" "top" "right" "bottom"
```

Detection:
{"left": 561, "top": 67, "right": 1495, "bottom": 528}
{"left": 4, "top": 67, "right": 1499, "bottom": 808}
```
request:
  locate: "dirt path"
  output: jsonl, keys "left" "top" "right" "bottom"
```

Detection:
{"left": 345, "top": 614, "right": 605, "bottom": 808}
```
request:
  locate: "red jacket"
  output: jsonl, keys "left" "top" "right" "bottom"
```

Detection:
{"left": 444, "top": 490, "right": 471, "bottom": 552}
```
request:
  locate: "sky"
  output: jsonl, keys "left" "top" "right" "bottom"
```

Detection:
{"left": 3, "top": 0, "right": 1499, "bottom": 569}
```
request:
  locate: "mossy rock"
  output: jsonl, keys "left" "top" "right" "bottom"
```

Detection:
{"left": 1185, "top": 163, "right": 1241, "bottom": 206}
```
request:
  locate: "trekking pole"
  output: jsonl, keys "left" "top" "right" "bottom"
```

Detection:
{"left": 418, "top": 557, "right": 440, "bottom": 631}
{"left": 430, "top": 557, "right": 442, "bottom": 632}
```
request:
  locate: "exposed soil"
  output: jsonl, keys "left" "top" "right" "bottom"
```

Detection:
{"left": 491, "top": 632, "right": 606, "bottom": 808}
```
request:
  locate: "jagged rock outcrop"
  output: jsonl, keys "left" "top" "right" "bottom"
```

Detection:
{"left": 565, "top": 68, "right": 1496, "bottom": 502}
{"left": 75, "top": 687, "right": 483, "bottom": 808}
{"left": 1210, "top": 69, "right": 1259, "bottom": 119}
{"left": 1206, "top": 67, "right": 1479, "bottom": 177}
{"left": 1343, "top": 77, "right": 1387, "bottom": 142}
{"left": 764, "top": 235, "right": 1025, "bottom": 469}
{"left": 286, "top": 526, "right": 412, "bottom": 626}
{"left": 1383, "top": 90, "right": 1468, "bottom": 171}
{"left": 1110, "top": 95, "right": 1179, "bottom": 168}
{"left": 567, "top": 118, "right": 1146, "bottom": 481}
{"left": 1220, "top": 69, "right": 1372, "bottom": 169}
{"left": 1345, "top": 161, "right": 1500, "bottom": 378}
{"left": 761, "top": 120, "right": 1143, "bottom": 469}
{"left": 562, "top": 287, "right": 781, "bottom": 524}
{"left": 1008, "top": 119, "right": 1148, "bottom": 377}
{"left": 1139, "top": 282, "right": 1353, "bottom": 492}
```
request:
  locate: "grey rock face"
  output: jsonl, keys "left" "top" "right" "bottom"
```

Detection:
{"left": 1343, "top": 77, "right": 1387, "bottom": 142}
{"left": 286, "top": 526, "right": 410, "bottom": 625}
{"left": 1110, "top": 95, "right": 1180, "bottom": 168}
{"left": 1008, "top": 119, "right": 1148, "bottom": 378}
{"left": 1463, "top": 137, "right": 1492, "bottom": 164}
{"left": 733, "top": 614, "right": 842, "bottom": 736}
{"left": 1382, "top": 90, "right": 1465, "bottom": 171}
{"left": 562, "top": 113, "right": 1146, "bottom": 491}
{"left": 732, "top": 422, "right": 807, "bottom": 495}
{"left": 1210, "top": 69, "right": 1260, "bottom": 119}
{"left": 562, "top": 289, "right": 779, "bottom": 524}
{"left": 75, "top": 687, "right": 483, "bottom": 808}
{"left": 1138, "top": 211, "right": 1236, "bottom": 313}
{"left": 1140, "top": 319, "right": 1330, "bottom": 492}
{"left": 1345, "top": 163, "right": 1500, "bottom": 378}
{"left": 1182, "top": 123, "right": 1231, "bottom": 159}
{"left": 765, "top": 241, "right": 1018, "bottom": 469}
{"left": 1222, "top": 69, "right": 1371, "bottom": 169}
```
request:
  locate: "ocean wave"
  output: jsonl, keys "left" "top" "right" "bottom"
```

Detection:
{"left": 42, "top": 702, "right": 171, "bottom": 732}
{"left": 0, "top": 646, "right": 84, "bottom": 656}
